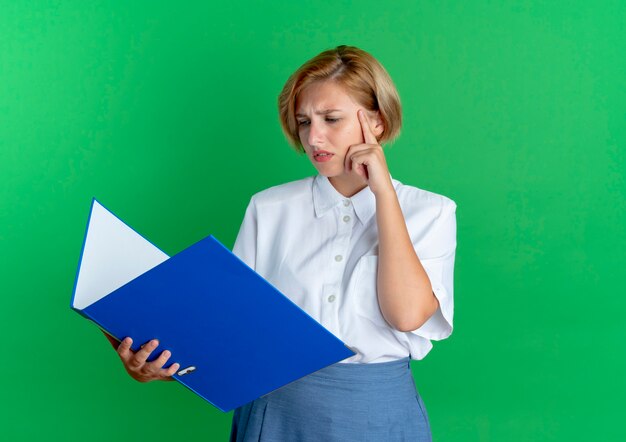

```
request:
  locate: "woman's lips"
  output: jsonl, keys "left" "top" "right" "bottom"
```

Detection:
{"left": 313, "top": 151, "right": 334, "bottom": 163}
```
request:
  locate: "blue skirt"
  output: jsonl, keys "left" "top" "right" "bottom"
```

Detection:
{"left": 230, "top": 357, "right": 432, "bottom": 441}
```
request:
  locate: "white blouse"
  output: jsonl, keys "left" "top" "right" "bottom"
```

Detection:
{"left": 232, "top": 173, "right": 457, "bottom": 363}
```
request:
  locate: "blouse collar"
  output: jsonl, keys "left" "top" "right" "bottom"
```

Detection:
{"left": 312, "top": 173, "right": 400, "bottom": 225}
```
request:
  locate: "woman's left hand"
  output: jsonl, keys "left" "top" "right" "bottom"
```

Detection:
{"left": 344, "top": 109, "right": 394, "bottom": 196}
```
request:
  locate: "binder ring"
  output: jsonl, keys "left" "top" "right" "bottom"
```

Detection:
{"left": 177, "top": 366, "right": 196, "bottom": 376}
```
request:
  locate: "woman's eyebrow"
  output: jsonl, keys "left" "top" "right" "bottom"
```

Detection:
{"left": 295, "top": 109, "right": 342, "bottom": 117}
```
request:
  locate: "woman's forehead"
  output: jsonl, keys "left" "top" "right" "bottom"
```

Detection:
{"left": 295, "top": 82, "right": 358, "bottom": 114}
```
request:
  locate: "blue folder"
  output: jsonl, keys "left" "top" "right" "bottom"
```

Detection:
{"left": 70, "top": 198, "right": 354, "bottom": 412}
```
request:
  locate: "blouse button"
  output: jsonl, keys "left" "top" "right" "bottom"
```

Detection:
{"left": 343, "top": 215, "right": 351, "bottom": 223}
{"left": 327, "top": 294, "right": 336, "bottom": 303}
{"left": 334, "top": 255, "right": 343, "bottom": 262}
{"left": 343, "top": 200, "right": 350, "bottom": 207}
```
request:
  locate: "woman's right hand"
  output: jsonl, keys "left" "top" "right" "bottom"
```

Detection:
{"left": 116, "top": 337, "right": 180, "bottom": 383}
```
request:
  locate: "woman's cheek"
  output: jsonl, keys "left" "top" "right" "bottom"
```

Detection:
{"left": 342, "top": 124, "right": 359, "bottom": 142}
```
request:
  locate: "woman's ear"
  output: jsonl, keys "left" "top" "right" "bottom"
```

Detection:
{"left": 371, "top": 111, "right": 385, "bottom": 139}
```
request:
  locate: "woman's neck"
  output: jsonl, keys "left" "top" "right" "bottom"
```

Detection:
{"left": 328, "top": 173, "right": 369, "bottom": 198}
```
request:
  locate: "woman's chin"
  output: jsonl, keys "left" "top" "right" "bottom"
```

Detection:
{"left": 312, "top": 163, "right": 342, "bottom": 177}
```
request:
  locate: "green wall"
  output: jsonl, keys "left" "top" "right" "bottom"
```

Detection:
{"left": 1, "top": 1, "right": 624, "bottom": 441}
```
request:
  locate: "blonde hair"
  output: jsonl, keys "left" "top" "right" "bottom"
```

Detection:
{"left": 278, "top": 45, "right": 402, "bottom": 153}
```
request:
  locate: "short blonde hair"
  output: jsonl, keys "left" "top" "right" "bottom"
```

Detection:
{"left": 278, "top": 45, "right": 402, "bottom": 153}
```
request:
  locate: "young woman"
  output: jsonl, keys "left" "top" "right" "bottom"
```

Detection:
{"left": 111, "top": 45, "right": 457, "bottom": 441}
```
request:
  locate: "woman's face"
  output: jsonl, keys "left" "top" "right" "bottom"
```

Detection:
{"left": 295, "top": 80, "right": 383, "bottom": 178}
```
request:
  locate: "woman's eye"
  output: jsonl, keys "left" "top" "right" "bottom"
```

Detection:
{"left": 297, "top": 118, "right": 339, "bottom": 127}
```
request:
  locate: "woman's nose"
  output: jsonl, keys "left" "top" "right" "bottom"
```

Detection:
{"left": 307, "top": 120, "right": 324, "bottom": 147}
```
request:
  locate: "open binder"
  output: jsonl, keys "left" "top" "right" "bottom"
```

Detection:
{"left": 70, "top": 199, "right": 354, "bottom": 412}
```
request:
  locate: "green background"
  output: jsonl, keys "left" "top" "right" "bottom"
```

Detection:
{"left": 1, "top": 1, "right": 624, "bottom": 440}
